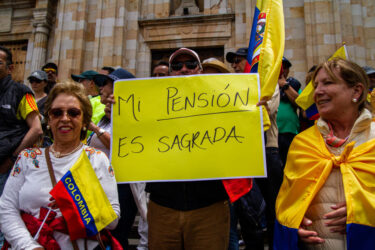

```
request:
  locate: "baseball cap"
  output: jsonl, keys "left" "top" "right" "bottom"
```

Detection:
{"left": 202, "top": 58, "right": 231, "bottom": 73}
{"left": 71, "top": 70, "right": 99, "bottom": 82}
{"left": 226, "top": 48, "right": 248, "bottom": 63}
{"left": 93, "top": 68, "right": 135, "bottom": 87}
{"left": 363, "top": 66, "right": 375, "bottom": 75}
{"left": 28, "top": 70, "right": 48, "bottom": 81}
{"left": 169, "top": 48, "right": 202, "bottom": 69}
{"left": 282, "top": 57, "right": 292, "bottom": 68}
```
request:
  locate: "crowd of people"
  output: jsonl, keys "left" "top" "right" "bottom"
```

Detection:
{"left": 0, "top": 43, "right": 374, "bottom": 250}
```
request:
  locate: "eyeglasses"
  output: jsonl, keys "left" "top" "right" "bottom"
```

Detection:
{"left": 29, "top": 78, "right": 42, "bottom": 84}
{"left": 171, "top": 61, "right": 199, "bottom": 71}
{"left": 44, "top": 68, "right": 57, "bottom": 74}
{"left": 49, "top": 108, "right": 82, "bottom": 119}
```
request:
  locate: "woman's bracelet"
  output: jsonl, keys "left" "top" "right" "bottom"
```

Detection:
{"left": 97, "top": 128, "right": 106, "bottom": 137}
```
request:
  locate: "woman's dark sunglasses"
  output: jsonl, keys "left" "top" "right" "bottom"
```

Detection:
{"left": 171, "top": 61, "right": 199, "bottom": 71}
{"left": 49, "top": 108, "right": 82, "bottom": 119}
{"left": 29, "top": 78, "right": 42, "bottom": 84}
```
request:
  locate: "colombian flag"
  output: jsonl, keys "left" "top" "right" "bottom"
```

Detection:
{"left": 295, "top": 45, "right": 348, "bottom": 120}
{"left": 50, "top": 151, "right": 117, "bottom": 240}
{"left": 274, "top": 124, "right": 375, "bottom": 249}
{"left": 222, "top": 0, "right": 284, "bottom": 203}
{"left": 246, "top": 0, "right": 285, "bottom": 100}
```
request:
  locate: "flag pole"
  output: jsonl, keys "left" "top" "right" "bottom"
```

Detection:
{"left": 34, "top": 207, "right": 53, "bottom": 241}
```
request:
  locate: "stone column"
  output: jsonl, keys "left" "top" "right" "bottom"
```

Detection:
{"left": 30, "top": 8, "right": 51, "bottom": 72}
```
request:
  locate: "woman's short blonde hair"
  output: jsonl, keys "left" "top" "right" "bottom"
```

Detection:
{"left": 312, "top": 58, "right": 369, "bottom": 111}
{"left": 44, "top": 81, "right": 93, "bottom": 141}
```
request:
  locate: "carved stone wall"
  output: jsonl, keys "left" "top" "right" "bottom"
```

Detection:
{"left": 303, "top": 0, "right": 372, "bottom": 71}
{"left": 0, "top": 0, "right": 374, "bottom": 85}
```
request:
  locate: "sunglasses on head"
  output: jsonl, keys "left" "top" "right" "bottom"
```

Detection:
{"left": 171, "top": 61, "right": 199, "bottom": 71}
{"left": 44, "top": 68, "right": 57, "bottom": 74}
{"left": 49, "top": 108, "right": 82, "bottom": 119}
{"left": 29, "top": 78, "right": 42, "bottom": 84}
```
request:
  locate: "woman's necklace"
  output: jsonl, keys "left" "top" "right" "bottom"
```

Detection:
{"left": 50, "top": 142, "right": 83, "bottom": 158}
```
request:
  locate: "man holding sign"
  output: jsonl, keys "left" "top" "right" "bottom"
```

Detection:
{"left": 111, "top": 47, "right": 266, "bottom": 249}
{"left": 145, "top": 48, "right": 230, "bottom": 249}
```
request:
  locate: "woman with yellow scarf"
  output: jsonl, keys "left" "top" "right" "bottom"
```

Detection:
{"left": 274, "top": 58, "right": 375, "bottom": 249}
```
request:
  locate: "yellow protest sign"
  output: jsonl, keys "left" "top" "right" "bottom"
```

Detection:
{"left": 111, "top": 74, "right": 266, "bottom": 182}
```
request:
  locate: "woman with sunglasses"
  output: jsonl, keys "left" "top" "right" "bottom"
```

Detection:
{"left": 0, "top": 81, "right": 120, "bottom": 249}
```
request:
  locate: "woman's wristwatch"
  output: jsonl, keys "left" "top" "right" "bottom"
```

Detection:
{"left": 97, "top": 128, "right": 106, "bottom": 137}
{"left": 282, "top": 83, "right": 290, "bottom": 91}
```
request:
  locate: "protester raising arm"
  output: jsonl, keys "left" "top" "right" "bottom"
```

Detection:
{"left": 278, "top": 74, "right": 299, "bottom": 105}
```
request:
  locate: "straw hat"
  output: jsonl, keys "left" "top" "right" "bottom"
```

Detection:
{"left": 202, "top": 58, "right": 232, "bottom": 73}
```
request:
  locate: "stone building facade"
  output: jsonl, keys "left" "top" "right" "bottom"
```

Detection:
{"left": 0, "top": 0, "right": 374, "bottom": 85}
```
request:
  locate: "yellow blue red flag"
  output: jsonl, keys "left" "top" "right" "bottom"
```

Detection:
{"left": 246, "top": 0, "right": 285, "bottom": 100}
{"left": 50, "top": 151, "right": 117, "bottom": 240}
{"left": 223, "top": 0, "right": 285, "bottom": 203}
{"left": 274, "top": 125, "right": 375, "bottom": 249}
{"left": 295, "top": 45, "right": 348, "bottom": 120}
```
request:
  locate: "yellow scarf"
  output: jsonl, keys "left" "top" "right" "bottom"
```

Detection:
{"left": 276, "top": 124, "right": 375, "bottom": 229}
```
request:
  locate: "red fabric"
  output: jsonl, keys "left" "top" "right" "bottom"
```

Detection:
{"left": 244, "top": 61, "right": 251, "bottom": 73}
{"left": 1, "top": 207, "right": 67, "bottom": 250}
{"left": 103, "top": 230, "right": 123, "bottom": 250}
{"left": 88, "top": 230, "right": 123, "bottom": 250}
{"left": 22, "top": 208, "right": 67, "bottom": 250}
{"left": 222, "top": 178, "right": 253, "bottom": 203}
{"left": 1, "top": 208, "right": 122, "bottom": 250}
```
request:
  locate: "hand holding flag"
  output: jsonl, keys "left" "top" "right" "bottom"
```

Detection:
{"left": 50, "top": 151, "right": 117, "bottom": 240}
{"left": 222, "top": 0, "right": 285, "bottom": 203}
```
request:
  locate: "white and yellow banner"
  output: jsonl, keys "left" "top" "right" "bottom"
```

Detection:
{"left": 111, "top": 74, "right": 266, "bottom": 182}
